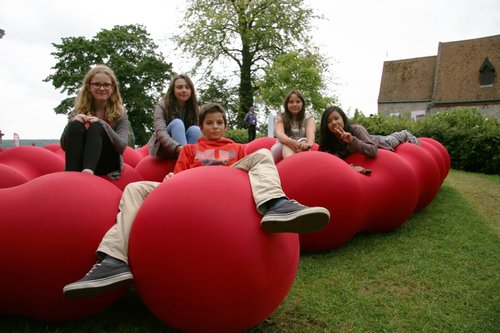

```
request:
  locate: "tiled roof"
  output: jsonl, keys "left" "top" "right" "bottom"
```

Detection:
{"left": 378, "top": 34, "right": 500, "bottom": 105}
{"left": 433, "top": 34, "right": 500, "bottom": 104}
{"left": 378, "top": 56, "right": 436, "bottom": 103}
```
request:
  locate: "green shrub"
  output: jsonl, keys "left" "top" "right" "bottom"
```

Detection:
{"left": 414, "top": 109, "right": 500, "bottom": 175}
{"left": 224, "top": 129, "right": 252, "bottom": 143}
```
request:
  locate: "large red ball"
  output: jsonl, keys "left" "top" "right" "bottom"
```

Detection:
{"left": 0, "top": 146, "right": 64, "bottom": 180}
{"left": 0, "top": 172, "right": 127, "bottom": 321}
{"left": 123, "top": 146, "right": 143, "bottom": 168}
{"left": 129, "top": 167, "right": 299, "bottom": 332}
{"left": 0, "top": 163, "right": 28, "bottom": 188}
{"left": 134, "top": 156, "right": 176, "bottom": 182}
{"left": 346, "top": 150, "right": 419, "bottom": 232}
{"left": 278, "top": 151, "right": 365, "bottom": 251}
{"left": 419, "top": 138, "right": 450, "bottom": 182}
{"left": 395, "top": 143, "right": 442, "bottom": 211}
{"left": 99, "top": 163, "right": 144, "bottom": 191}
{"left": 244, "top": 137, "right": 276, "bottom": 155}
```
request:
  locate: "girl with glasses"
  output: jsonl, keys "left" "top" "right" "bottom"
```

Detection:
{"left": 60, "top": 64, "right": 129, "bottom": 179}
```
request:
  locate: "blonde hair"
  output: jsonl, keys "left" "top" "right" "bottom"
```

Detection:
{"left": 74, "top": 64, "right": 124, "bottom": 121}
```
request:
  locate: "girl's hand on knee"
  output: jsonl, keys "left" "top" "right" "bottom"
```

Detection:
{"left": 87, "top": 116, "right": 99, "bottom": 123}
{"left": 73, "top": 114, "right": 88, "bottom": 123}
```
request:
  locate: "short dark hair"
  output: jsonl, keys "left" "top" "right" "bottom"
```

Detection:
{"left": 199, "top": 102, "right": 227, "bottom": 127}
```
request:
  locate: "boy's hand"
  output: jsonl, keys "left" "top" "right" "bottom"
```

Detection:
{"left": 163, "top": 172, "right": 174, "bottom": 182}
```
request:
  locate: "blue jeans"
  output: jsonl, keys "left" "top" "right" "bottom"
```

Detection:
{"left": 167, "top": 119, "right": 201, "bottom": 145}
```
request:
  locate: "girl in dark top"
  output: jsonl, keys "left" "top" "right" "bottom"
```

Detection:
{"left": 319, "top": 106, "right": 420, "bottom": 174}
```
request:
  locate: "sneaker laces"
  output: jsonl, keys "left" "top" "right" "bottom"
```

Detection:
{"left": 289, "top": 199, "right": 305, "bottom": 207}
{"left": 85, "top": 262, "right": 102, "bottom": 276}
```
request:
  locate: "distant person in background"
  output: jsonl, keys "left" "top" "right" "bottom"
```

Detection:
{"left": 60, "top": 65, "right": 129, "bottom": 179}
{"left": 270, "top": 90, "right": 316, "bottom": 163}
{"left": 148, "top": 74, "right": 201, "bottom": 159}
{"left": 244, "top": 105, "right": 257, "bottom": 142}
{"left": 319, "top": 106, "right": 420, "bottom": 175}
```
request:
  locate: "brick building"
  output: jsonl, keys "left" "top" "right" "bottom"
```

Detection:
{"left": 378, "top": 34, "right": 500, "bottom": 119}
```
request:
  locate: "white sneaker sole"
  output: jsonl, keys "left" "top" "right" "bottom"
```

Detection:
{"left": 63, "top": 272, "right": 133, "bottom": 298}
{"left": 261, "top": 207, "right": 330, "bottom": 233}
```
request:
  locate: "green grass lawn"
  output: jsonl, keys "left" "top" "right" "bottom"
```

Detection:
{"left": 1, "top": 169, "right": 499, "bottom": 332}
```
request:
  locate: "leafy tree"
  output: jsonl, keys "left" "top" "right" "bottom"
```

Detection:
{"left": 45, "top": 24, "right": 173, "bottom": 145}
{"left": 257, "top": 51, "right": 336, "bottom": 117}
{"left": 173, "top": 0, "right": 317, "bottom": 128}
{"left": 197, "top": 75, "right": 240, "bottom": 129}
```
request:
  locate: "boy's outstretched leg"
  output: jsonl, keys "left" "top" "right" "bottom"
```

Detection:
{"left": 260, "top": 197, "right": 330, "bottom": 233}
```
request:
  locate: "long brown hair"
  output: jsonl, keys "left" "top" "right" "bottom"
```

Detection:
{"left": 280, "top": 90, "right": 306, "bottom": 136}
{"left": 319, "top": 106, "right": 353, "bottom": 158}
{"left": 74, "top": 64, "right": 124, "bottom": 121}
{"left": 163, "top": 74, "right": 199, "bottom": 126}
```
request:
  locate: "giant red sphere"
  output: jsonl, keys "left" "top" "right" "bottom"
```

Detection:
{"left": 244, "top": 137, "right": 276, "bottom": 155}
{"left": 129, "top": 167, "right": 299, "bottom": 332}
{"left": 395, "top": 143, "right": 442, "bottom": 211}
{"left": 0, "top": 172, "right": 127, "bottom": 321}
{"left": 278, "top": 151, "right": 365, "bottom": 251}
{"left": 134, "top": 155, "right": 176, "bottom": 182}
{"left": 346, "top": 150, "right": 419, "bottom": 232}
{"left": 0, "top": 146, "right": 64, "bottom": 180}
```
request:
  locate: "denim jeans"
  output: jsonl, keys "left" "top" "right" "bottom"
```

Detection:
{"left": 166, "top": 118, "right": 201, "bottom": 145}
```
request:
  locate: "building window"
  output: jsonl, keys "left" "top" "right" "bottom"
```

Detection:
{"left": 411, "top": 110, "right": 426, "bottom": 120}
{"left": 479, "top": 57, "right": 495, "bottom": 87}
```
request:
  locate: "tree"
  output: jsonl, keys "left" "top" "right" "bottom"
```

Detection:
{"left": 45, "top": 24, "right": 173, "bottom": 145}
{"left": 197, "top": 75, "right": 240, "bottom": 129}
{"left": 173, "top": 0, "right": 317, "bottom": 128}
{"left": 257, "top": 51, "right": 336, "bottom": 117}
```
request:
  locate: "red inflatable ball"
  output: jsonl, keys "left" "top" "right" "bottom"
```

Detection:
{"left": 0, "top": 146, "right": 64, "bottom": 180}
{"left": 123, "top": 146, "right": 143, "bottom": 168}
{"left": 277, "top": 151, "right": 366, "bottom": 251}
{"left": 419, "top": 138, "right": 450, "bottom": 182}
{"left": 42, "top": 143, "right": 66, "bottom": 160}
{"left": 0, "top": 163, "right": 28, "bottom": 188}
{"left": 0, "top": 172, "right": 128, "bottom": 321}
{"left": 129, "top": 167, "right": 299, "bottom": 333}
{"left": 345, "top": 150, "right": 419, "bottom": 232}
{"left": 134, "top": 155, "right": 176, "bottom": 182}
{"left": 394, "top": 143, "right": 442, "bottom": 212}
{"left": 135, "top": 144, "right": 150, "bottom": 159}
{"left": 98, "top": 163, "right": 144, "bottom": 191}
{"left": 244, "top": 137, "right": 276, "bottom": 155}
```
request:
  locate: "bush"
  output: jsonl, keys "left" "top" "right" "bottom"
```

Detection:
{"left": 225, "top": 129, "right": 252, "bottom": 144}
{"left": 414, "top": 108, "right": 500, "bottom": 174}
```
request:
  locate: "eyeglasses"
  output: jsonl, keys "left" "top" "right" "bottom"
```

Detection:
{"left": 90, "top": 82, "right": 113, "bottom": 90}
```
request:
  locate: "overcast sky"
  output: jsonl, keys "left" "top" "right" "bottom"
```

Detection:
{"left": 1, "top": 0, "right": 499, "bottom": 139}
